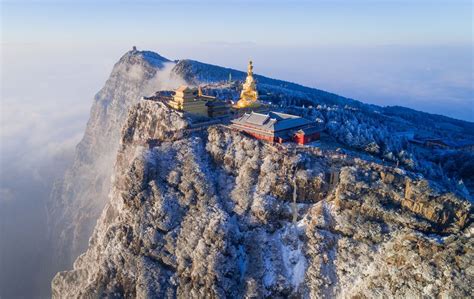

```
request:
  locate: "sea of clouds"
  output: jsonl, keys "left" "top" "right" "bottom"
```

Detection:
{"left": 0, "top": 44, "right": 116, "bottom": 298}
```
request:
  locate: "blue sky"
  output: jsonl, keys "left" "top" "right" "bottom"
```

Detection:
{"left": 2, "top": 0, "right": 472, "bottom": 46}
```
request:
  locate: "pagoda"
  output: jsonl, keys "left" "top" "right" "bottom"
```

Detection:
{"left": 168, "top": 86, "right": 208, "bottom": 116}
{"left": 167, "top": 85, "right": 231, "bottom": 118}
{"left": 234, "top": 60, "right": 259, "bottom": 108}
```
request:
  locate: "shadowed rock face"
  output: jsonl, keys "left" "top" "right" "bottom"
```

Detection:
{"left": 47, "top": 50, "right": 172, "bottom": 269}
{"left": 52, "top": 101, "right": 473, "bottom": 298}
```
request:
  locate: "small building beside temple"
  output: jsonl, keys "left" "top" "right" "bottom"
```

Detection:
{"left": 207, "top": 100, "right": 231, "bottom": 118}
{"left": 293, "top": 127, "right": 321, "bottom": 145}
{"left": 199, "top": 86, "right": 231, "bottom": 118}
{"left": 230, "top": 111, "right": 320, "bottom": 144}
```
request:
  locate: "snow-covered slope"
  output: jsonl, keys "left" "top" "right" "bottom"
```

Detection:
{"left": 48, "top": 49, "right": 473, "bottom": 297}
{"left": 52, "top": 100, "right": 472, "bottom": 298}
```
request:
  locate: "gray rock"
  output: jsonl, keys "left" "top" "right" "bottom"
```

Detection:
{"left": 52, "top": 102, "right": 473, "bottom": 298}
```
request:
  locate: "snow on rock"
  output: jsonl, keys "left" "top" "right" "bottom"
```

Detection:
{"left": 280, "top": 226, "right": 307, "bottom": 290}
{"left": 48, "top": 48, "right": 473, "bottom": 298}
{"left": 51, "top": 111, "right": 473, "bottom": 298}
{"left": 47, "top": 49, "right": 184, "bottom": 270}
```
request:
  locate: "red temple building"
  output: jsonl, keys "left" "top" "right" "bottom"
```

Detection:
{"left": 230, "top": 111, "right": 320, "bottom": 145}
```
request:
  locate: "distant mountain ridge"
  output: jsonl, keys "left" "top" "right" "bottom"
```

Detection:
{"left": 171, "top": 58, "right": 473, "bottom": 138}
{"left": 173, "top": 59, "right": 365, "bottom": 108}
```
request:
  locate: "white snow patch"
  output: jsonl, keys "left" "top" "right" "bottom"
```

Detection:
{"left": 296, "top": 208, "right": 309, "bottom": 229}
{"left": 280, "top": 227, "right": 307, "bottom": 290}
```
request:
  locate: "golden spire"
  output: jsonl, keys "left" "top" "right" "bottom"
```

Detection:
{"left": 247, "top": 60, "right": 253, "bottom": 76}
{"left": 234, "top": 60, "right": 259, "bottom": 108}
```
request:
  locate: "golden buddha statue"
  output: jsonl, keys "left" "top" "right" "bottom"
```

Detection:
{"left": 234, "top": 60, "right": 259, "bottom": 108}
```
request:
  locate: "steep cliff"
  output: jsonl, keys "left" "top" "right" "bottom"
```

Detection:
{"left": 47, "top": 49, "right": 179, "bottom": 268}
{"left": 52, "top": 100, "right": 473, "bottom": 298}
{"left": 49, "top": 49, "right": 474, "bottom": 274}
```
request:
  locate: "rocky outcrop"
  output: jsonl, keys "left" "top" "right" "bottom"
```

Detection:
{"left": 52, "top": 101, "right": 473, "bottom": 298}
{"left": 47, "top": 49, "right": 177, "bottom": 269}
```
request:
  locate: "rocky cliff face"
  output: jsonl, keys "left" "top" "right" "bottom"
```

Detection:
{"left": 47, "top": 49, "right": 180, "bottom": 268}
{"left": 52, "top": 100, "right": 473, "bottom": 298}
{"left": 49, "top": 49, "right": 474, "bottom": 276}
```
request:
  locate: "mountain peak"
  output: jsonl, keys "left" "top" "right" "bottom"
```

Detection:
{"left": 119, "top": 48, "right": 171, "bottom": 69}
